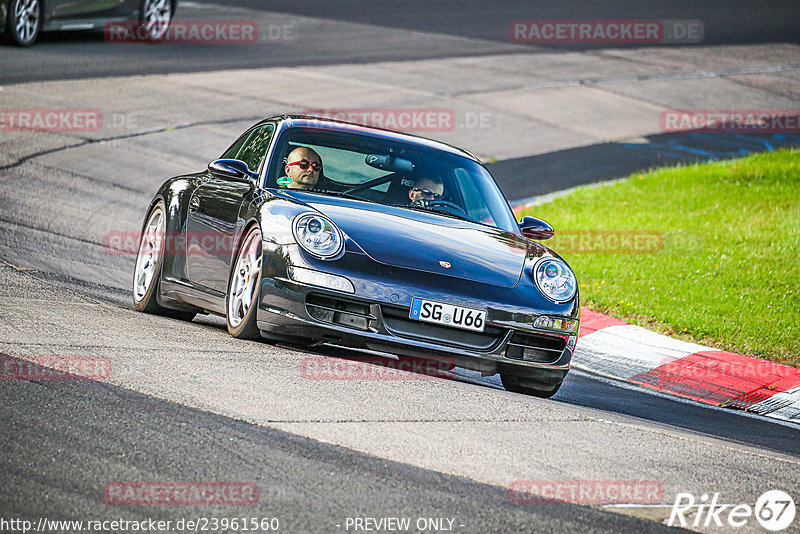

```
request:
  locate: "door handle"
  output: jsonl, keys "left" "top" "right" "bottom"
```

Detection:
{"left": 189, "top": 196, "right": 200, "bottom": 213}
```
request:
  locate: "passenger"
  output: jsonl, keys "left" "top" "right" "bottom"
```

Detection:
{"left": 408, "top": 176, "right": 444, "bottom": 207}
{"left": 283, "top": 147, "right": 322, "bottom": 190}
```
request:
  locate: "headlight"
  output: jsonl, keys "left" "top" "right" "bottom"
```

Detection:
{"left": 533, "top": 258, "right": 577, "bottom": 303}
{"left": 292, "top": 213, "right": 344, "bottom": 259}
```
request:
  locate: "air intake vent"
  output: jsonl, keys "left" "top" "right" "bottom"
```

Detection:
{"left": 505, "top": 332, "right": 566, "bottom": 363}
{"left": 306, "top": 294, "right": 376, "bottom": 331}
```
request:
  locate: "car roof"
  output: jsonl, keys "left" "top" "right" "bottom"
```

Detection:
{"left": 258, "top": 115, "right": 481, "bottom": 163}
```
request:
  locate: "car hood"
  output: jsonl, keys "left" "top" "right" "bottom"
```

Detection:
{"left": 303, "top": 196, "right": 530, "bottom": 288}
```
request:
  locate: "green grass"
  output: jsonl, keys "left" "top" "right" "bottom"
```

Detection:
{"left": 519, "top": 148, "right": 800, "bottom": 367}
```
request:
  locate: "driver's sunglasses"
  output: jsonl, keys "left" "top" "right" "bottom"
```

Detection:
{"left": 412, "top": 187, "right": 441, "bottom": 200}
{"left": 286, "top": 159, "right": 322, "bottom": 171}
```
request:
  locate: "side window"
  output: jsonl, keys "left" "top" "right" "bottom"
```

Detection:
{"left": 236, "top": 124, "right": 275, "bottom": 173}
{"left": 220, "top": 124, "right": 275, "bottom": 173}
{"left": 221, "top": 131, "right": 249, "bottom": 160}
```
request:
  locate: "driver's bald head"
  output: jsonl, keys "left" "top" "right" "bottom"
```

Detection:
{"left": 287, "top": 146, "right": 321, "bottom": 165}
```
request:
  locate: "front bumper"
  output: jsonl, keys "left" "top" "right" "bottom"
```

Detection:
{"left": 256, "top": 243, "right": 578, "bottom": 383}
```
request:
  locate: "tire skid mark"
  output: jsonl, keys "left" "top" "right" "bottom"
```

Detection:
{"left": 0, "top": 115, "right": 263, "bottom": 171}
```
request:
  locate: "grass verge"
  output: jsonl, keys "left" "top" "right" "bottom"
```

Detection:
{"left": 518, "top": 148, "right": 799, "bottom": 366}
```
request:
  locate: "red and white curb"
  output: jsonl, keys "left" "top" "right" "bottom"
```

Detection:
{"left": 574, "top": 308, "right": 800, "bottom": 423}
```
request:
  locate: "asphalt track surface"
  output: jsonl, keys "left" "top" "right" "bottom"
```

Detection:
{"left": 1, "top": 0, "right": 799, "bottom": 82}
{"left": 3, "top": 2, "right": 799, "bottom": 197}
{"left": 215, "top": 0, "right": 800, "bottom": 43}
{"left": 0, "top": 366, "right": 677, "bottom": 533}
{"left": 1, "top": 2, "right": 800, "bottom": 533}
{"left": 487, "top": 131, "right": 800, "bottom": 200}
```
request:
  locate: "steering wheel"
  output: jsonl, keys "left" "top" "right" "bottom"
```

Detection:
{"left": 426, "top": 200, "right": 469, "bottom": 217}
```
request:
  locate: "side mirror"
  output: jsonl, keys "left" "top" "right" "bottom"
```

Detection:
{"left": 519, "top": 216, "right": 554, "bottom": 240}
{"left": 208, "top": 159, "right": 257, "bottom": 183}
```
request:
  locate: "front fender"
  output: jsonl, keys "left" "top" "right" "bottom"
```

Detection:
{"left": 246, "top": 193, "right": 316, "bottom": 246}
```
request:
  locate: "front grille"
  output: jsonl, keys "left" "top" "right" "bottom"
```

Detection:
{"left": 380, "top": 305, "right": 505, "bottom": 351}
{"left": 306, "top": 294, "right": 377, "bottom": 331}
{"left": 505, "top": 332, "right": 566, "bottom": 363}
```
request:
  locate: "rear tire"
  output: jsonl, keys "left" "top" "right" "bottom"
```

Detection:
{"left": 501, "top": 372, "right": 562, "bottom": 398}
{"left": 132, "top": 201, "right": 195, "bottom": 321}
{"left": 4, "top": 0, "right": 41, "bottom": 46}
{"left": 226, "top": 225, "right": 262, "bottom": 339}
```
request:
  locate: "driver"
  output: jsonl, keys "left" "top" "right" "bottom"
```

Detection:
{"left": 282, "top": 147, "right": 322, "bottom": 190}
{"left": 408, "top": 176, "right": 444, "bottom": 207}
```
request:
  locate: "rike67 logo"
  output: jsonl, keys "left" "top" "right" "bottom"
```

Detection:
{"left": 669, "top": 490, "right": 795, "bottom": 531}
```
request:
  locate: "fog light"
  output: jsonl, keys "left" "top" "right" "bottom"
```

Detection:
{"left": 288, "top": 266, "right": 355, "bottom": 294}
{"left": 534, "top": 315, "right": 577, "bottom": 332}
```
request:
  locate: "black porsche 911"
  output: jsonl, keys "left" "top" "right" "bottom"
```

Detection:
{"left": 132, "top": 116, "right": 580, "bottom": 397}
{"left": 1, "top": 0, "right": 172, "bottom": 45}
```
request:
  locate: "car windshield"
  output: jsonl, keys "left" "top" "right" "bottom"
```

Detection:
{"left": 265, "top": 127, "right": 519, "bottom": 233}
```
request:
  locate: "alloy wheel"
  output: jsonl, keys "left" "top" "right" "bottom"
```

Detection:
{"left": 141, "top": 0, "right": 171, "bottom": 39}
{"left": 13, "top": 0, "right": 40, "bottom": 45}
{"left": 228, "top": 228, "right": 262, "bottom": 328}
{"left": 133, "top": 205, "right": 164, "bottom": 303}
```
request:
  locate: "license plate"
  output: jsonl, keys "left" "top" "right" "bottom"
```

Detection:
{"left": 409, "top": 297, "right": 486, "bottom": 332}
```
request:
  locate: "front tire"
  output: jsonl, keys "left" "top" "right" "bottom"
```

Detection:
{"left": 132, "top": 201, "right": 195, "bottom": 320}
{"left": 4, "top": 0, "right": 41, "bottom": 46}
{"left": 226, "top": 225, "right": 262, "bottom": 339}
